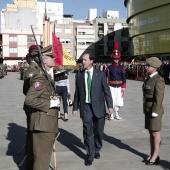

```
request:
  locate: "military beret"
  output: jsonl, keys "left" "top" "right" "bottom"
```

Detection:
{"left": 29, "top": 45, "right": 39, "bottom": 57}
{"left": 146, "top": 57, "right": 162, "bottom": 68}
{"left": 29, "top": 45, "right": 43, "bottom": 57}
{"left": 41, "top": 45, "right": 54, "bottom": 57}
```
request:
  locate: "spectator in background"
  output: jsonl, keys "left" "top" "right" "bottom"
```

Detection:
{"left": 54, "top": 67, "right": 70, "bottom": 121}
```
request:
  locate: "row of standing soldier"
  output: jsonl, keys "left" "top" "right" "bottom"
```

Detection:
{"left": 88, "top": 60, "right": 170, "bottom": 84}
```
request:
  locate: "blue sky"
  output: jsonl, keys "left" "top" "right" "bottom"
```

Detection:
{"left": 0, "top": 0, "right": 127, "bottom": 19}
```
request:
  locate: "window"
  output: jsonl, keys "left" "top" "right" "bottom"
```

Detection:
{"left": 55, "top": 28, "right": 62, "bottom": 33}
{"left": 65, "top": 28, "right": 71, "bottom": 34}
{"left": 9, "top": 48, "right": 17, "bottom": 53}
{"left": 60, "top": 39, "right": 65, "bottom": 43}
{"left": 27, "top": 37, "right": 35, "bottom": 43}
{"left": 86, "top": 29, "right": 94, "bottom": 35}
{"left": 9, "top": 37, "right": 17, "bottom": 42}
{"left": 77, "top": 39, "right": 86, "bottom": 45}
{"left": 65, "top": 39, "right": 70, "bottom": 44}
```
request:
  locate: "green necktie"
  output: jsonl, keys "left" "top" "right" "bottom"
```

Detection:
{"left": 87, "top": 71, "right": 92, "bottom": 103}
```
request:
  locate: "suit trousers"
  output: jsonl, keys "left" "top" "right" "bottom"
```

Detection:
{"left": 32, "top": 131, "right": 56, "bottom": 170}
{"left": 82, "top": 103, "right": 105, "bottom": 161}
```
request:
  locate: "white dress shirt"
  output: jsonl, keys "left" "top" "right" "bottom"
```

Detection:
{"left": 85, "top": 67, "right": 93, "bottom": 103}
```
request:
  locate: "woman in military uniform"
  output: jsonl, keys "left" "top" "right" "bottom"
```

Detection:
{"left": 142, "top": 57, "right": 165, "bottom": 165}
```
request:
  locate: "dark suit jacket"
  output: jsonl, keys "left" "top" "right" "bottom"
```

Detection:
{"left": 73, "top": 68, "right": 113, "bottom": 119}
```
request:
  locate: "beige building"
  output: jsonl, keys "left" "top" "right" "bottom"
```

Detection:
{"left": 0, "top": 0, "right": 63, "bottom": 65}
{"left": 74, "top": 22, "right": 95, "bottom": 60}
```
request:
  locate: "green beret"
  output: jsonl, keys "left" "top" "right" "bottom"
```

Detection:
{"left": 146, "top": 57, "right": 162, "bottom": 68}
{"left": 41, "top": 45, "right": 54, "bottom": 57}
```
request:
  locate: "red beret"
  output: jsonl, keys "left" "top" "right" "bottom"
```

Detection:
{"left": 29, "top": 45, "right": 39, "bottom": 53}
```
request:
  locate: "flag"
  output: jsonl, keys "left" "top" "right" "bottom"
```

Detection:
{"left": 62, "top": 46, "right": 76, "bottom": 66}
{"left": 52, "top": 32, "right": 76, "bottom": 66}
{"left": 52, "top": 32, "right": 63, "bottom": 66}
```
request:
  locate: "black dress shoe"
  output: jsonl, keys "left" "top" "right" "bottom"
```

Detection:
{"left": 142, "top": 159, "right": 147, "bottom": 163}
{"left": 84, "top": 160, "right": 93, "bottom": 166}
{"left": 94, "top": 152, "right": 100, "bottom": 159}
{"left": 145, "top": 156, "right": 160, "bottom": 165}
{"left": 142, "top": 157, "right": 150, "bottom": 163}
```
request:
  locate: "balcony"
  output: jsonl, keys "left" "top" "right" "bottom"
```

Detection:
{"left": 98, "top": 30, "right": 104, "bottom": 35}
{"left": 108, "top": 25, "right": 115, "bottom": 29}
{"left": 76, "top": 34, "right": 95, "bottom": 39}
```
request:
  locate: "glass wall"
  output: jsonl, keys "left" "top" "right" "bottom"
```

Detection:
{"left": 126, "top": 0, "right": 170, "bottom": 17}
{"left": 129, "top": 4, "right": 170, "bottom": 36}
{"left": 132, "top": 30, "right": 170, "bottom": 55}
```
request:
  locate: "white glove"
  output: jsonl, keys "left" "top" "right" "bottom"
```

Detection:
{"left": 152, "top": 112, "right": 158, "bottom": 117}
{"left": 50, "top": 99, "right": 60, "bottom": 108}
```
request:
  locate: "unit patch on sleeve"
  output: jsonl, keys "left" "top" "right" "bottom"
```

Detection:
{"left": 34, "top": 82, "right": 41, "bottom": 90}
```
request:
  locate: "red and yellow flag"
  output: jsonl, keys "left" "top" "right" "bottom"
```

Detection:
{"left": 52, "top": 32, "right": 76, "bottom": 66}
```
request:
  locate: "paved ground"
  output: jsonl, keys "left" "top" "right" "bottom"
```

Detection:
{"left": 0, "top": 72, "right": 170, "bottom": 170}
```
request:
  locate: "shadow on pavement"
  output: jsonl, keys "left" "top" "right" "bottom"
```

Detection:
{"left": 103, "top": 133, "right": 170, "bottom": 169}
{"left": 103, "top": 133, "right": 146, "bottom": 158}
{"left": 6, "top": 122, "right": 26, "bottom": 170}
{"left": 159, "top": 160, "right": 170, "bottom": 170}
{"left": 57, "top": 128, "right": 85, "bottom": 160}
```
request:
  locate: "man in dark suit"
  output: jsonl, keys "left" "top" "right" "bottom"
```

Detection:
{"left": 72, "top": 53, "right": 113, "bottom": 166}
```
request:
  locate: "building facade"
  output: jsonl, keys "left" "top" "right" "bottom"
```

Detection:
{"left": 0, "top": 0, "right": 130, "bottom": 65}
{"left": 94, "top": 18, "right": 129, "bottom": 62}
{"left": 125, "top": 0, "right": 170, "bottom": 60}
{"left": 0, "top": 0, "right": 63, "bottom": 65}
{"left": 74, "top": 23, "right": 95, "bottom": 60}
